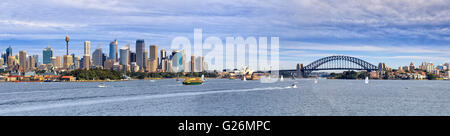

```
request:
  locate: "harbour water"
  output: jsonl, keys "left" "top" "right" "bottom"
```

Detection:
{"left": 0, "top": 79, "right": 449, "bottom": 116}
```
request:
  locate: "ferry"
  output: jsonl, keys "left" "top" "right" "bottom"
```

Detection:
{"left": 183, "top": 77, "right": 203, "bottom": 85}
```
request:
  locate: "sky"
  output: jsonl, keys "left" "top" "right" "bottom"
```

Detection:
{"left": 0, "top": 0, "right": 449, "bottom": 70}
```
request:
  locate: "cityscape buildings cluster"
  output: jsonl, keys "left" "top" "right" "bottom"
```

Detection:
{"left": 0, "top": 36, "right": 207, "bottom": 76}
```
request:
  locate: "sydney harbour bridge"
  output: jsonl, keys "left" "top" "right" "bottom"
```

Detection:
{"left": 280, "top": 55, "right": 379, "bottom": 77}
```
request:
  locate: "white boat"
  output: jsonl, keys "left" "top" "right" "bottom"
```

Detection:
{"left": 201, "top": 75, "right": 205, "bottom": 81}
{"left": 98, "top": 83, "right": 106, "bottom": 88}
{"left": 365, "top": 77, "right": 369, "bottom": 84}
{"left": 150, "top": 80, "right": 156, "bottom": 82}
{"left": 314, "top": 78, "right": 318, "bottom": 84}
{"left": 243, "top": 76, "right": 247, "bottom": 81}
{"left": 280, "top": 75, "right": 284, "bottom": 82}
{"left": 291, "top": 84, "right": 297, "bottom": 88}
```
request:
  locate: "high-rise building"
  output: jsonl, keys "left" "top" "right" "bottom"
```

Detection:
{"left": 56, "top": 56, "right": 63, "bottom": 68}
{"left": 74, "top": 57, "right": 80, "bottom": 69}
{"left": 19, "top": 50, "right": 27, "bottom": 70}
{"left": 104, "top": 59, "right": 114, "bottom": 70}
{"left": 63, "top": 55, "right": 73, "bottom": 69}
{"left": 8, "top": 56, "right": 15, "bottom": 67}
{"left": 109, "top": 40, "right": 118, "bottom": 61}
{"left": 0, "top": 58, "right": 3, "bottom": 67}
{"left": 43, "top": 46, "right": 53, "bottom": 64}
{"left": 130, "top": 52, "right": 136, "bottom": 63}
{"left": 28, "top": 56, "right": 35, "bottom": 70}
{"left": 83, "top": 55, "right": 90, "bottom": 70}
{"left": 32, "top": 55, "right": 39, "bottom": 68}
{"left": 144, "top": 51, "right": 148, "bottom": 71}
{"left": 150, "top": 45, "right": 158, "bottom": 62}
{"left": 93, "top": 48, "right": 104, "bottom": 67}
{"left": 191, "top": 55, "right": 195, "bottom": 72}
{"left": 84, "top": 41, "right": 91, "bottom": 56}
{"left": 160, "top": 49, "right": 167, "bottom": 60}
{"left": 135, "top": 40, "right": 145, "bottom": 68}
{"left": 195, "top": 56, "right": 204, "bottom": 72}
{"left": 120, "top": 45, "right": 130, "bottom": 66}
{"left": 6, "top": 46, "right": 12, "bottom": 64}
{"left": 171, "top": 50, "right": 184, "bottom": 72}
{"left": 410, "top": 62, "right": 415, "bottom": 71}
{"left": 50, "top": 57, "right": 57, "bottom": 67}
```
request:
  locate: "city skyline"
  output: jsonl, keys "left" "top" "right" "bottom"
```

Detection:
{"left": 0, "top": 0, "right": 450, "bottom": 69}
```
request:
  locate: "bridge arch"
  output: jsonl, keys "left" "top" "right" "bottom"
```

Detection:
{"left": 301, "top": 55, "right": 378, "bottom": 77}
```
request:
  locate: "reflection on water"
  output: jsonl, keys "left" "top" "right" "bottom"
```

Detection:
{"left": 0, "top": 79, "right": 449, "bottom": 116}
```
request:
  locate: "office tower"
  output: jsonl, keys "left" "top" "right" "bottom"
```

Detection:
{"left": 0, "top": 58, "right": 3, "bottom": 67}
{"left": 135, "top": 39, "right": 145, "bottom": 68}
{"left": 144, "top": 51, "right": 148, "bottom": 71}
{"left": 161, "top": 49, "right": 167, "bottom": 60}
{"left": 410, "top": 62, "right": 415, "bottom": 71}
{"left": 43, "top": 46, "right": 53, "bottom": 64}
{"left": 195, "top": 56, "right": 204, "bottom": 72}
{"left": 84, "top": 41, "right": 91, "bottom": 57}
{"left": 120, "top": 45, "right": 130, "bottom": 66}
{"left": 191, "top": 55, "right": 195, "bottom": 72}
{"left": 150, "top": 45, "right": 158, "bottom": 62}
{"left": 93, "top": 48, "right": 103, "bottom": 67}
{"left": 102, "top": 53, "right": 107, "bottom": 66}
{"left": 6, "top": 46, "right": 12, "bottom": 64}
{"left": 19, "top": 50, "right": 27, "bottom": 70}
{"left": 83, "top": 55, "right": 90, "bottom": 70}
{"left": 32, "top": 55, "right": 39, "bottom": 67}
{"left": 1, "top": 52, "right": 6, "bottom": 64}
{"left": 50, "top": 57, "right": 57, "bottom": 67}
{"left": 171, "top": 50, "right": 184, "bottom": 72}
{"left": 74, "top": 57, "right": 80, "bottom": 69}
{"left": 28, "top": 56, "right": 35, "bottom": 70}
{"left": 161, "top": 59, "right": 167, "bottom": 72}
{"left": 109, "top": 40, "right": 118, "bottom": 61}
{"left": 8, "top": 56, "right": 15, "bottom": 67}
{"left": 56, "top": 56, "right": 63, "bottom": 68}
{"left": 104, "top": 59, "right": 114, "bottom": 70}
{"left": 130, "top": 52, "right": 136, "bottom": 63}
{"left": 63, "top": 55, "right": 73, "bottom": 69}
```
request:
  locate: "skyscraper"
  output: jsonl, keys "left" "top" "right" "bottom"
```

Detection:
{"left": 93, "top": 48, "right": 104, "bottom": 67}
{"left": 130, "top": 52, "right": 136, "bottom": 63}
{"left": 32, "top": 55, "right": 39, "bottom": 68}
{"left": 149, "top": 45, "right": 158, "bottom": 72}
{"left": 171, "top": 50, "right": 184, "bottom": 72}
{"left": 6, "top": 46, "right": 12, "bottom": 64}
{"left": 135, "top": 40, "right": 145, "bottom": 68}
{"left": 119, "top": 45, "right": 130, "bottom": 66}
{"left": 28, "top": 56, "right": 35, "bottom": 70}
{"left": 84, "top": 41, "right": 91, "bottom": 57}
{"left": 160, "top": 49, "right": 167, "bottom": 60}
{"left": 191, "top": 55, "right": 195, "bottom": 72}
{"left": 63, "top": 55, "right": 73, "bottom": 69}
{"left": 109, "top": 40, "right": 118, "bottom": 61}
{"left": 56, "top": 56, "right": 63, "bottom": 68}
{"left": 43, "top": 46, "right": 53, "bottom": 64}
{"left": 83, "top": 55, "right": 90, "bottom": 70}
{"left": 19, "top": 50, "right": 27, "bottom": 70}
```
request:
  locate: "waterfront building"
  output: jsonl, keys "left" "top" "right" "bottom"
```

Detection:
{"left": 119, "top": 45, "right": 130, "bottom": 66}
{"left": 135, "top": 39, "right": 145, "bottom": 68}
{"left": 92, "top": 48, "right": 103, "bottom": 67}
{"left": 195, "top": 56, "right": 204, "bottom": 72}
{"left": 63, "top": 55, "right": 73, "bottom": 69}
{"left": 131, "top": 62, "right": 139, "bottom": 72}
{"left": 43, "top": 46, "right": 53, "bottom": 64}
{"left": 149, "top": 45, "right": 158, "bottom": 72}
{"left": 109, "top": 40, "right": 118, "bottom": 62}
{"left": 144, "top": 51, "right": 149, "bottom": 71}
{"left": 104, "top": 59, "right": 114, "bottom": 70}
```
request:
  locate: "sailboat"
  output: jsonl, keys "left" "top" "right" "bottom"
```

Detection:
{"left": 280, "top": 75, "right": 284, "bottom": 82}
{"left": 201, "top": 75, "right": 205, "bottom": 81}
{"left": 365, "top": 77, "right": 369, "bottom": 84}
{"left": 243, "top": 76, "right": 247, "bottom": 81}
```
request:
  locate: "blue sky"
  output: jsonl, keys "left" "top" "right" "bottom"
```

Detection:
{"left": 0, "top": 0, "right": 449, "bottom": 69}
